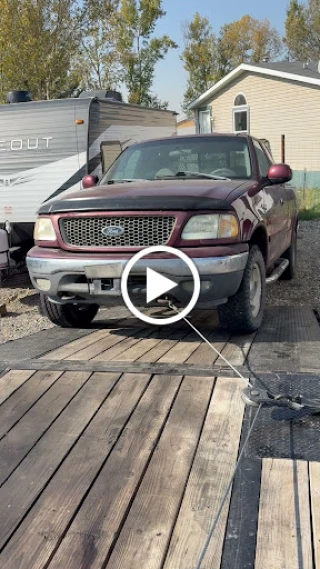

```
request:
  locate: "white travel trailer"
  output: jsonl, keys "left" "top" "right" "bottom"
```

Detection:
{"left": 0, "top": 90, "right": 177, "bottom": 251}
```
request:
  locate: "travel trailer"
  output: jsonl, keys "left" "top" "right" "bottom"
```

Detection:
{"left": 0, "top": 90, "right": 177, "bottom": 252}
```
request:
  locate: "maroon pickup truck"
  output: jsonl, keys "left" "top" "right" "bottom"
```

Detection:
{"left": 27, "top": 133, "right": 298, "bottom": 333}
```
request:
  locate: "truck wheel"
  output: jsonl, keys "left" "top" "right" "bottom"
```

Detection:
{"left": 217, "top": 245, "right": 266, "bottom": 334}
{"left": 39, "top": 293, "right": 99, "bottom": 328}
{"left": 280, "top": 226, "right": 297, "bottom": 280}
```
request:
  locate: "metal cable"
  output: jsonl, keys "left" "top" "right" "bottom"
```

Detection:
{"left": 169, "top": 302, "right": 254, "bottom": 388}
{"left": 193, "top": 404, "right": 263, "bottom": 569}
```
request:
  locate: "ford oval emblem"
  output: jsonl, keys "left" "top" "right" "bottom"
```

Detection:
{"left": 102, "top": 225, "right": 125, "bottom": 237}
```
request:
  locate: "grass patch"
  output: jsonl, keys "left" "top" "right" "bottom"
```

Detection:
{"left": 297, "top": 188, "right": 320, "bottom": 220}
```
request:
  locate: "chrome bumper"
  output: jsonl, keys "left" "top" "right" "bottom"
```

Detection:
{"left": 27, "top": 252, "right": 248, "bottom": 306}
{"left": 27, "top": 252, "right": 248, "bottom": 278}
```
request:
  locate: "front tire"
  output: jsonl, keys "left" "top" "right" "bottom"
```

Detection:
{"left": 218, "top": 245, "right": 266, "bottom": 334}
{"left": 39, "top": 293, "right": 99, "bottom": 328}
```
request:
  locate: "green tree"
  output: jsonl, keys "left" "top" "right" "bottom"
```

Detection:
{"left": 218, "top": 15, "right": 283, "bottom": 74}
{"left": 76, "top": 0, "right": 120, "bottom": 90}
{"left": 0, "top": 0, "right": 81, "bottom": 101}
{"left": 284, "top": 0, "right": 309, "bottom": 60}
{"left": 116, "top": 0, "right": 177, "bottom": 107}
{"left": 181, "top": 13, "right": 217, "bottom": 113}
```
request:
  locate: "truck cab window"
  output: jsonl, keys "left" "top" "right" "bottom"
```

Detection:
{"left": 253, "top": 140, "right": 271, "bottom": 177}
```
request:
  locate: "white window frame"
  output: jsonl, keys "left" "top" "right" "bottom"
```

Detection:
{"left": 233, "top": 93, "right": 250, "bottom": 134}
{"left": 198, "top": 109, "right": 212, "bottom": 134}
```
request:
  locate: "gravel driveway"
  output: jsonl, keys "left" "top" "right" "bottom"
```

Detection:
{"left": 0, "top": 220, "right": 319, "bottom": 345}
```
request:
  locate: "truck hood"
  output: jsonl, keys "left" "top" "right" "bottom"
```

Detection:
{"left": 39, "top": 179, "right": 247, "bottom": 214}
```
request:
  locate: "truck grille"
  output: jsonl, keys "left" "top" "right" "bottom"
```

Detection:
{"left": 60, "top": 216, "right": 176, "bottom": 248}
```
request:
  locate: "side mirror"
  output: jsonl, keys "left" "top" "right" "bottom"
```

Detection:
{"left": 82, "top": 175, "right": 98, "bottom": 189}
{"left": 267, "top": 164, "right": 292, "bottom": 185}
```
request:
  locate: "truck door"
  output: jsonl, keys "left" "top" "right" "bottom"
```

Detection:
{"left": 253, "top": 140, "right": 289, "bottom": 264}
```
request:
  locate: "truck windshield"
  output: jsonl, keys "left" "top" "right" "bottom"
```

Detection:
{"left": 100, "top": 137, "right": 252, "bottom": 184}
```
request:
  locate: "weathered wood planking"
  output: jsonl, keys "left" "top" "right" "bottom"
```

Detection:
{"left": 0, "top": 369, "right": 35, "bottom": 405}
{"left": 0, "top": 370, "right": 63, "bottom": 441}
{"left": 163, "top": 377, "right": 244, "bottom": 569}
{"left": 255, "top": 458, "right": 313, "bottom": 569}
{"left": 66, "top": 326, "right": 147, "bottom": 361}
{"left": 309, "top": 462, "right": 320, "bottom": 569}
{"left": 0, "top": 371, "right": 92, "bottom": 487}
{"left": 41, "top": 329, "right": 111, "bottom": 360}
{"left": 136, "top": 328, "right": 191, "bottom": 363}
{"left": 0, "top": 372, "right": 120, "bottom": 549}
{"left": 217, "top": 333, "right": 255, "bottom": 367}
{"left": 104, "top": 376, "right": 214, "bottom": 569}
{"left": 36, "top": 375, "right": 182, "bottom": 569}
{"left": 0, "top": 373, "right": 153, "bottom": 569}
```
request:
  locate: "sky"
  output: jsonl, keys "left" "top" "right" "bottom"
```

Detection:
{"left": 151, "top": 0, "right": 294, "bottom": 117}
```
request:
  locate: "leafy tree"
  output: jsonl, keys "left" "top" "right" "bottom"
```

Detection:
{"left": 0, "top": 0, "right": 81, "bottom": 101}
{"left": 218, "top": 15, "right": 283, "bottom": 74}
{"left": 76, "top": 0, "right": 120, "bottom": 90}
{"left": 285, "top": 0, "right": 320, "bottom": 61}
{"left": 181, "top": 13, "right": 217, "bottom": 113}
{"left": 116, "top": 0, "right": 177, "bottom": 107}
{"left": 284, "top": 0, "right": 309, "bottom": 60}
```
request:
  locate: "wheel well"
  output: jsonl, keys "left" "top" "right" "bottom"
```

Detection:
{"left": 249, "top": 227, "right": 268, "bottom": 264}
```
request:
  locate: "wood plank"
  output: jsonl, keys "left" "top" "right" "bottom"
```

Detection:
{"left": 3, "top": 374, "right": 181, "bottom": 569}
{"left": 110, "top": 326, "right": 182, "bottom": 362}
{"left": 136, "top": 328, "right": 191, "bottom": 363}
{"left": 43, "top": 329, "right": 111, "bottom": 360}
{"left": 185, "top": 330, "right": 230, "bottom": 366}
{"left": 0, "top": 371, "right": 93, "bottom": 487}
{"left": 308, "top": 462, "right": 320, "bottom": 569}
{"left": 91, "top": 327, "right": 154, "bottom": 361}
{"left": 66, "top": 326, "right": 146, "bottom": 361}
{"left": 157, "top": 331, "right": 202, "bottom": 364}
{"left": 255, "top": 458, "right": 313, "bottom": 569}
{"left": 105, "top": 375, "right": 214, "bottom": 569}
{"left": 0, "top": 372, "right": 153, "bottom": 569}
{"left": 0, "top": 370, "right": 35, "bottom": 406}
{"left": 0, "top": 370, "right": 63, "bottom": 441}
{"left": 0, "top": 359, "right": 247, "bottom": 377}
{"left": 217, "top": 333, "right": 255, "bottom": 366}
{"left": 0, "top": 371, "right": 120, "bottom": 549}
{"left": 163, "top": 377, "right": 244, "bottom": 569}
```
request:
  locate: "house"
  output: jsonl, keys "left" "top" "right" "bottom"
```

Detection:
{"left": 189, "top": 61, "right": 320, "bottom": 188}
{"left": 177, "top": 116, "right": 196, "bottom": 135}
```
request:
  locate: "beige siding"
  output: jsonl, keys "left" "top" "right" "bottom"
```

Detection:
{"left": 208, "top": 72, "right": 320, "bottom": 171}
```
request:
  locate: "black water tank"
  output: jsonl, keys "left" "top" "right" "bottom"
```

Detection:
{"left": 79, "top": 89, "right": 122, "bottom": 102}
{"left": 6, "top": 90, "right": 32, "bottom": 103}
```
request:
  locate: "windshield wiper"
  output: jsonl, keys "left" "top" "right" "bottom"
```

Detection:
{"left": 155, "top": 171, "right": 230, "bottom": 181}
{"left": 106, "top": 178, "right": 147, "bottom": 185}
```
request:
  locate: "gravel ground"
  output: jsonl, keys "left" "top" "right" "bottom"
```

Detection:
{"left": 0, "top": 219, "right": 319, "bottom": 345}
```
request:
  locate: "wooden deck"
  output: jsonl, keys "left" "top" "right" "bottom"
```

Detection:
{"left": 0, "top": 306, "right": 320, "bottom": 568}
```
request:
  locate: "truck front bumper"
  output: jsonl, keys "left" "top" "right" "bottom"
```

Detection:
{"left": 27, "top": 248, "right": 249, "bottom": 308}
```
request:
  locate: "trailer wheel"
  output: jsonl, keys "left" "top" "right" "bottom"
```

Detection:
{"left": 217, "top": 245, "right": 266, "bottom": 334}
{"left": 39, "top": 294, "right": 99, "bottom": 328}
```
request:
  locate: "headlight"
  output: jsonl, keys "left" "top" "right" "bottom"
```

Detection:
{"left": 181, "top": 214, "right": 239, "bottom": 240}
{"left": 34, "top": 218, "right": 57, "bottom": 241}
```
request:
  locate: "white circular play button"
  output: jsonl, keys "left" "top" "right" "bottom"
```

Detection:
{"left": 121, "top": 245, "right": 200, "bottom": 326}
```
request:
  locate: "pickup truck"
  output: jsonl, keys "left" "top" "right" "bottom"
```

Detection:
{"left": 27, "top": 133, "right": 298, "bottom": 333}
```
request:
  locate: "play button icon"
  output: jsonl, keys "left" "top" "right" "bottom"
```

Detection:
{"left": 121, "top": 245, "right": 201, "bottom": 326}
{"left": 146, "top": 268, "right": 177, "bottom": 304}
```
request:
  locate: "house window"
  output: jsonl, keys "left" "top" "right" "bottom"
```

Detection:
{"left": 233, "top": 94, "right": 249, "bottom": 133}
{"left": 198, "top": 109, "right": 212, "bottom": 133}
